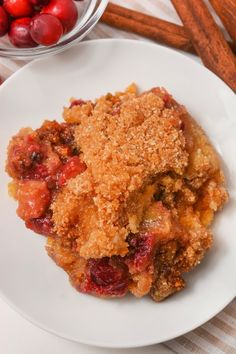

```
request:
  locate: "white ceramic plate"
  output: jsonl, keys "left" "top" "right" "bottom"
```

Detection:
{"left": 0, "top": 39, "right": 236, "bottom": 349}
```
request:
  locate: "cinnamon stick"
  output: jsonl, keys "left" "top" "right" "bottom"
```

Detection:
{"left": 105, "top": 3, "right": 187, "bottom": 38}
{"left": 209, "top": 0, "right": 236, "bottom": 44}
{"left": 171, "top": 0, "right": 236, "bottom": 92}
{"left": 101, "top": 8, "right": 193, "bottom": 53}
{"left": 101, "top": 3, "right": 236, "bottom": 56}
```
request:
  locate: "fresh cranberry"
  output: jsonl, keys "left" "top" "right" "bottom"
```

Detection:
{"left": 42, "top": 0, "right": 78, "bottom": 33}
{"left": 26, "top": 213, "right": 53, "bottom": 236}
{"left": 9, "top": 17, "right": 37, "bottom": 47}
{"left": 30, "top": 0, "right": 48, "bottom": 7}
{"left": 17, "top": 180, "right": 51, "bottom": 221}
{"left": 3, "top": 0, "right": 32, "bottom": 18}
{"left": 30, "top": 13, "right": 63, "bottom": 46}
{"left": 79, "top": 258, "right": 129, "bottom": 297}
{"left": 0, "top": 6, "right": 9, "bottom": 36}
{"left": 69, "top": 99, "right": 85, "bottom": 108}
{"left": 125, "top": 233, "right": 156, "bottom": 273}
{"left": 57, "top": 156, "right": 86, "bottom": 187}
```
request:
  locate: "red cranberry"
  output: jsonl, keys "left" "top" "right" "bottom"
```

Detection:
{"left": 9, "top": 17, "right": 37, "bottom": 47}
{"left": 30, "top": 13, "right": 63, "bottom": 46}
{"left": 24, "top": 163, "right": 49, "bottom": 180}
{"left": 3, "top": 0, "right": 32, "bottom": 18}
{"left": 125, "top": 233, "right": 156, "bottom": 273}
{"left": 57, "top": 156, "right": 86, "bottom": 187}
{"left": 30, "top": 0, "right": 48, "bottom": 7}
{"left": 6, "top": 135, "right": 43, "bottom": 178}
{"left": 42, "top": 0, "right": 78, "bottom": 33}
{"left": 0, "top": 6, "right": 9, "bottom": 36}
{"left": 79, "top": 258, "right": 129, "bottom": 297}
{"left": 26, "top": 213, "right": 53, "bottom": 236}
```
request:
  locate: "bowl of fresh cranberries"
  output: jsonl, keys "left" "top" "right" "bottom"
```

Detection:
{"left": 0, "top": 0, "right": 107, "bottom": 58}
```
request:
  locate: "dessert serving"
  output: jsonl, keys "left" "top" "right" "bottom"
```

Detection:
{"left": 6, "top": 84, "right": 228, "bottom": 301}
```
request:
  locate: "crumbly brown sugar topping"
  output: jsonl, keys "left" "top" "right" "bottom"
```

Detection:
{"left": 52, "top": 87, "right": 190, "bottom": 259}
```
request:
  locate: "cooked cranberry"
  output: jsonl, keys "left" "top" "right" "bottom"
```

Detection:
{"left": 0, "top": 6, "right": 9, "bottom": 36}
{"left": 79, "top": 258, "right": 129, "bottom": 297}
{"left": 90, "top": 258, "right": 123, "bottom": 287}
{"left": 3, "top": 0, "right": 32, "bottom": 17}
{"left": 69, "top": 99, "right": 85, "bottom": 108}
{"left": 125, "top": 233, "right": 156, "bottom": 273}
{"left": 24, "top": 163, "right": 49, "bottom": 180}
{"left": 42, "top": 0, "right": 78, "bottom": 33}
{"left": 17, "top": 180, "right": 51, "bottom": 220}
{"left": 6, "top": 136, "right": 43, "bottom": 178}
{"left": 26, "top": 213, "right": 53, "bottom": 236}
{"left": 30, "top": 13, "right": 63, "bottom": 46}
{"left": 9, "top": 17, "right": 37, "bottom": 48}
{"left": 57, "top": 156, "right": 86, "bottom": 187}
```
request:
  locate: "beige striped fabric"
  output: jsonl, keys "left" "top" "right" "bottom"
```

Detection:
{"left": 0, "top": 1, "right": 235, "bottom": 353}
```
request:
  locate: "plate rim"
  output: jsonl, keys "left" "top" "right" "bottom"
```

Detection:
{"left": 0, "top": 38, "right": 235, "bottom": 349}
{"left": 1, "top": 38, "right": 235, "bottom": 96}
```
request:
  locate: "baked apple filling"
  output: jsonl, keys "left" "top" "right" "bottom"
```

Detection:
{"left": 6, "top": 85, "right": 228, "bottom": 301}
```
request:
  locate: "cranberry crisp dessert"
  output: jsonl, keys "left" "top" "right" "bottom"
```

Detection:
{"left": 6, "top": 85, "right": 228, "bottom": 301}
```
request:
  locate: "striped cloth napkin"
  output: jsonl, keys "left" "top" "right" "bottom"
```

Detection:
{"left": 0, "top": 1, "right": 235, "bottom": 353}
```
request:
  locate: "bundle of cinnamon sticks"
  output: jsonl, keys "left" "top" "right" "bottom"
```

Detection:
{"left": 101, "top": 1, "right": 236, "bottom": 92}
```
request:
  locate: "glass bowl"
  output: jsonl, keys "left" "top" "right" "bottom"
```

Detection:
{"left": 0, "top": 0, "right": 108, "bottom": 59}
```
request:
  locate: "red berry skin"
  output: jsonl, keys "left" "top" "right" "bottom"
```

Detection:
{"left": 77, "top": 258, "right": 129, "bottom": 298}
{"left": 30, "top": 13, "right": 63, "bottom": 46}
{"left": 42, "top": 0, "right": 78, "bottom": 33}
{"left": 3, "top": 0, "right": 33, "bottom": 18}
{"left": 9, "top": 17, "right": 38, "bottom": 47}
{"left": 25, "top": 213, "right": 53, "bottom": 236}
{"left": 57, "top": 156, "right": 87, "bottom": 187}
{"left": 0, "top": 6, "right": 9, "bottom": 36}
{"left": 30, "top": 0, "right": 48, "bottom": 6}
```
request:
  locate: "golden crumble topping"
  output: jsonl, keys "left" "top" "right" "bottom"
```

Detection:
{"left": 52, "top": 88, "right": 190, "bottom": 259}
